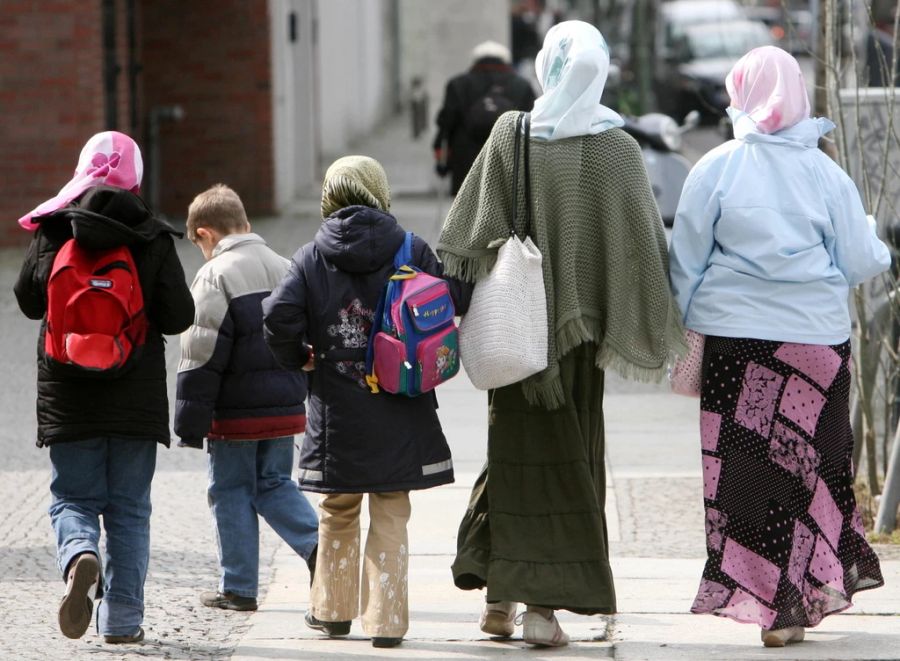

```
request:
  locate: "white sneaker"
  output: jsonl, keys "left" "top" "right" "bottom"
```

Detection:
{"left": 761, "top": 626, "right": 805, "bottom": 647}
{"left": 520, "top": 609, "right": 570, "bottom": 647}
{"left": 480, "top": 600, "right": 517, "bottom": 637}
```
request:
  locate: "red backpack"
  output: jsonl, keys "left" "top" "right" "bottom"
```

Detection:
{"left": 44, "top": 238, "right": 147, "bottom": 373}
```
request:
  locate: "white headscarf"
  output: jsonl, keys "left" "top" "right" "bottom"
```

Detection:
{"left": 531, "top": 20, "right": 623, "bottom": 140}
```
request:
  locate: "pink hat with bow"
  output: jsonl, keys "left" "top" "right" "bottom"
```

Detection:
{"left": 726, "top": 46, "right": 810, "bottom": 135}
{"left": 18, "top": 131, "right": 143, "bottom": 230}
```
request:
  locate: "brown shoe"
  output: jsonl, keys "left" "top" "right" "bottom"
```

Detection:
{"left": 104, "top": 627, "right": 145, "bottom": 644}
{"left": 58, "top": 553, "right": 100, "bottom": 639}
{"left": 200, "top": 590, "right": 258, "bottom": 611}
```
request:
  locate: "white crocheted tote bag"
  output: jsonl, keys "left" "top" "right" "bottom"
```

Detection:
{"left": 669, "top": 329, "right": 705, "bottom": 397}
{"left": 459, "top": 112, "right": 548, "bottom": 390}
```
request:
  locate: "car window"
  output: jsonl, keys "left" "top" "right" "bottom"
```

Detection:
{"left": 662, "top": 0, "right": 745, "bottom": 49}
{"left": 686, "top": 23, "right": 774, "bottom": 59}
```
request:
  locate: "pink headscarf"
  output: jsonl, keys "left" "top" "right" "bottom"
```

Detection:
{"left": 18, "top": 131, "right": 143, "bottom": 230}
{"left": 725, "top": 46, "right": 810, "bottom": 135}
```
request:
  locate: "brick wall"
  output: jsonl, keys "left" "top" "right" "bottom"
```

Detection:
{"left": 140, "top": 0, "right": 274, "bottom": 219}
{"left": 0, "top": 0, "right": 274, "bottom": 246}
{"left": 0, "top": 1, "right": 105, "bottom": 245}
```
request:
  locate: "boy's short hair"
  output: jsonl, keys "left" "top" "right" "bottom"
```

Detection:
{"left": 186, "top": 184, "right": 249, "bottom": 242}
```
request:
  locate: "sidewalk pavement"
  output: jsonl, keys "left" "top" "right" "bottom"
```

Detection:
{"left": 232, "top": 113, "right": 900, "bottom": 661}
{"left": 229, "top": 375, "right": 900, "bottom": 661}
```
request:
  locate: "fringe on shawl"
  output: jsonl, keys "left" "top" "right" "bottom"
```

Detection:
{"left": 520, "top": 305, "right": 688, "bottom": 410}
{"left": 521, "top": 371, "right": 566, "bottom": 410}
{"left": 435, "top": 248, "right": 498, "bottom": 284}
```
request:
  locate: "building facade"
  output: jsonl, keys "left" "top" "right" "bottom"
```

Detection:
{"left": 1, "top": 0, "right": 508, "bottom": 244}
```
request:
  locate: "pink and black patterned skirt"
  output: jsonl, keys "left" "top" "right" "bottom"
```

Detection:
{"left": 691, "top": 336, "right": 883, "bottom": 629}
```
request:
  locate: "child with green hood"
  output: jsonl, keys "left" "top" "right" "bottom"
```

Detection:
{"left": 262, "top": 155, "right": 465, "bottom": 648}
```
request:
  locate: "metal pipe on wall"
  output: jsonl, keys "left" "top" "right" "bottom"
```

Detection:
{"left": 102, "top": 0, "right": 119, "bottom": 130}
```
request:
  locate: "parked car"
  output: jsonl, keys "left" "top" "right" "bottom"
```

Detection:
{"left": 655, "top": 19, "right": 774, "bottom": 121}
{"left": 744, "top": 5, "right": 813, "bottom": 54}
{"left": 655, "top": 0, "right": 747, "bottom": 63}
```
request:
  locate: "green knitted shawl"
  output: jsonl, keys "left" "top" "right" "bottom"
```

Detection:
{"left": 437, "top": 111, "right": 686, "bottom": 409}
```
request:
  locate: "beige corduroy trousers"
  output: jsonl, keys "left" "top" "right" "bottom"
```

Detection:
{"left": 309, "top": 491, "right": 411, "bottom": 638}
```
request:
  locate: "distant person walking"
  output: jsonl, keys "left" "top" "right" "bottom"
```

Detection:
{"left": 438, "top": 21, "right": 684, "bottom": 647}
{"left": 14, "top": 132, "right": 194, "bottom": 644}
{"left": 433, "top": 40, "right": 536, "bottom": 194}
{"left": 669, "top": 46, "right": 887, "bottom": 648}
{"left": 175, "top": 184, "right": 318, "bottom": 613}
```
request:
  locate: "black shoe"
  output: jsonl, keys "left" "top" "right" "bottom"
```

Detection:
{"left": 104, "top": 627, "right": 145, "bottom": 644}
{"left": 306, "top": 543, "right": 317, "bottom": 587}
{"left": 200, "top": 590, "right": 258, "bottom": 611}
{"left": 372, "top": 637, "right": 403, "bottom": 648}
{"left": 305, "top": 611, "right": 351, "bottom": 637}
{"left": 58, "top": 552, "right": 100, "bottom": 639}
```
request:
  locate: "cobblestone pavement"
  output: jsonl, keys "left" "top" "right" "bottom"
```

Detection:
{"left": 0, "top": 195, "right": 456, "bottom": 660}
{"left": 0, "top": 215, "right": 320, "bottom": 661}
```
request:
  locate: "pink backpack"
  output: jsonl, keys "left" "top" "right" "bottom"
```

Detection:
{"left": 364, "top": 233, "right": 460, "bottom": 396}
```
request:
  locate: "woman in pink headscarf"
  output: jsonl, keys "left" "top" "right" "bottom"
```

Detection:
{"left": 670, "top": 47, "right": 888, "bottom": 647}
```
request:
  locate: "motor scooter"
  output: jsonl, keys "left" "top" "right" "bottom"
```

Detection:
{"left": 622, "top": 110, "right": 700, "bottom": 226}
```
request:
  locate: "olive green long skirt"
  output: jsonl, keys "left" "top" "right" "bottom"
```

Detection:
{"left": 451, "top": 343, "right": 616, "bottom": 614}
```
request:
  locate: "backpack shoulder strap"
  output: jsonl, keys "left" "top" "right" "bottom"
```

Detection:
{"left": 364, "top": 278, "right": 392, "bottom": 394}
{"left": 393, "top": 232, "right": 414, "bottom": 269}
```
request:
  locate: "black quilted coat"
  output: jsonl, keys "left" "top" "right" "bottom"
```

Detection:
{"left": 14, "top": 186, "right": 194, "bottom": 447}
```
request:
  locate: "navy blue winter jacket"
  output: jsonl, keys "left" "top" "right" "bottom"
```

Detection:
{"left": 175, "top": 233, "right": 307, "bottom": 444}
{"left": 262, "top": 206, "right": 456, "bottom": 493}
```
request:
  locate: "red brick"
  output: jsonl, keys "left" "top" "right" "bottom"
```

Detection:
{"left": 1, "top": 0, "right": 274, "bottom": 245}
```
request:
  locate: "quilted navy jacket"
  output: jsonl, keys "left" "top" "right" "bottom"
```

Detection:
{"left": 262, "top": 206, "right": 456, "bottom": 493}
{"left": 175, "top": 233, "right": 307, "bottom": 444}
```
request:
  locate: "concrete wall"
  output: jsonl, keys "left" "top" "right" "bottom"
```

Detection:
{"left": 315, "top": 0, "right": 397, "bottom": 159}
{"left": 838, "top": 87, "right": 900, "bottom": 228}
{"left": 398, "top": 0, "right": 511, "bottom": 141}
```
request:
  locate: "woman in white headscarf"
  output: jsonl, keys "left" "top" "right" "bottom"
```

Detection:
{"left": 439, "top": 21, "right": 684, "bottom": 647}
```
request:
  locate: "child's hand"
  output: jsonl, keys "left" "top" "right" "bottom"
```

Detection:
{"left": 302, "top": 346, "right": 315, "bottom": 372}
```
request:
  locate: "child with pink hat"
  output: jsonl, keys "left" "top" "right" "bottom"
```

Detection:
{"left": 18, "top": 130, "right": 143, "bottom": 230}
{"left": 14, "top": 131, "right": 194, "bottom": 644}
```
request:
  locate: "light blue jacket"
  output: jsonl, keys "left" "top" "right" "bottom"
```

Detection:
{"left": 669, "top": 115, "right": 891, "bottom": 345}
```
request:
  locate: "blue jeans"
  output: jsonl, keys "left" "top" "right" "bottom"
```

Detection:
{"left": 49, "top": 438, "right": 157, "bottom": 637}
{"left": 207, "top": 436, "right": 318, "bottom": 597}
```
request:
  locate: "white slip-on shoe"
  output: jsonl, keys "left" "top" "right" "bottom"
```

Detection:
{"left": 761, "top": 626, "right": 805, "bottom": 647}
{"left": 480, "top": 600, "right": 518, "bottom": 637}
{"left": 520, "top": 609, "right": 570, "bottom": 647}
